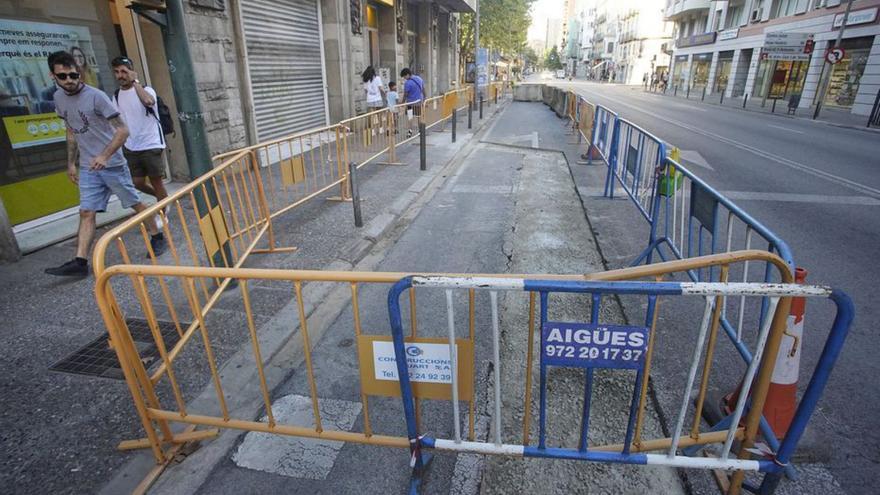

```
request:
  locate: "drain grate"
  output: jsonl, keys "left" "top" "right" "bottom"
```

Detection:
{"left": 49, "top": 318, "right": 183, "bottom": 380}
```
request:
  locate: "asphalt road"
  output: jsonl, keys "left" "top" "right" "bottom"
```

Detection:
{"left": 552, "top": 79, "right": 880, "bottom": 494}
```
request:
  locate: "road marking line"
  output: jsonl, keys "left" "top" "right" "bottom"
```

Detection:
{"left": 679, "top": 150, "right": 715, "bottom": 170}
{"left": 767, "top": 124, "right": 805, "bottom": 134}
{"left": 579, "top": 90, "right": 880, "bottom": 199}
{"left": 720, "top": 191, "right": 880, "bottom": 205}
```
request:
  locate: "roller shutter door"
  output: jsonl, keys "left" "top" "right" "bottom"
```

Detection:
{"left": 241, "top": 0, "right": 327, "bottom": 140}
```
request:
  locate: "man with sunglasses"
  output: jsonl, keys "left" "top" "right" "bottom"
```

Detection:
{"left": 44, "top": 51, "right": 165, "bottom": 277}
{"left": 110, "top": 56, "right": 168, "bottom": 208}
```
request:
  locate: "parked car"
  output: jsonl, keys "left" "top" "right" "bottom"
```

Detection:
{"left": 556, "top": 70, "right": 565, "bottom": 79}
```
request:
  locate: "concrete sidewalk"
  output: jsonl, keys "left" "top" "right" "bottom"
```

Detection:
{"left": 141, "top": 100, "right": 685, "bottom": 495}
{"left": 0, "top": 99, "right": 506, "bottom": 495}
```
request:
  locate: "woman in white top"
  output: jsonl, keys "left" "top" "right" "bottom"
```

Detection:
{"left": 362, "top": 66, "right": 385, "bottom": 110}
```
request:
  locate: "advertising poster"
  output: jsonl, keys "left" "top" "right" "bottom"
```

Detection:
{"left": 0, "top": 19, "right": 101, "bottom": 149}
{"left": 476, "top": 48, "right": 488, "bottom": 88}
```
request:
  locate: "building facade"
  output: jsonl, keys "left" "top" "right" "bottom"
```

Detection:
{"left": 0, "top": 0, "right": 470, "bottom": 258}
{"left": 579, "top": 6, "right": 596, "bottom": 77}
{"left": 665, "top": 0, "right": 880, "bottom": 116}
{"left": 589, "top": 0, "right": 618, "bottom": 79}
{"left": 615, "top": 3, "right": 673, "bottom": 85}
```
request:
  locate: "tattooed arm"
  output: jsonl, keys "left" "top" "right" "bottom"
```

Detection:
{"left": 66, "top": 127, "right": 79, "bottom": 184}
{"left": 91, "top": 114, "right": 129, "bottom": 170}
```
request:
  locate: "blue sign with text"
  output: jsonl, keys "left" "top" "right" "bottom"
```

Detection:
{"left": 541, "top": 322, "right": 649, "bottom": 370}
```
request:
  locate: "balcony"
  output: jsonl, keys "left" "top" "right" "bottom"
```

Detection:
{"left": 665, "top": 0, "right": 710, "bottom": 20}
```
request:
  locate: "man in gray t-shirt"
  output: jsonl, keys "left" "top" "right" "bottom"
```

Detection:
{"left": 44, "top": 51, "right": 165, "bottom": 277}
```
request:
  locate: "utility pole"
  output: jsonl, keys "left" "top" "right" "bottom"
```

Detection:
{"left": 813, "top": 0, "right": 854, "bottom": 120}
{"left": 475, "top": 0, "right": 482, "bottom": 100}
{"left": 132, "top": 0, "right": 233, "bottom": 268}
{"left": 161, "top": 0, "right": 214, "bottom": 179}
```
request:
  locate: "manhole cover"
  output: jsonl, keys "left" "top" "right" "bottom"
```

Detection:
{"left": 49, "top": 318, "right": 184, "bottom": 380}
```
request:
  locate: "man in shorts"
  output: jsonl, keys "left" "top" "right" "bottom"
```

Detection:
{"left": 44, "top": 51, "right": 165, "bottom": 277}
{"left": 111, "top": 56, "right": 168, "bottom": 206}
{"left": 400, "top": 68, "right": 424, "bottom": 138}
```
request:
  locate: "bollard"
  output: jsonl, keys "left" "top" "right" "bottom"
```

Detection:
{"left": 419, "top": 122, "right": 427, "bottom": 171}
{"left": 479, "top": 97, "right": 484, "bottom": 119}
{"left": 772, "top": 98, "right": 777, "bottom": 113}
{"left": 674, "top": 85, "right": 678, "bottom": 96}
{"left": 451, "top": 108, "right": 457, "bottom": 143}
{"left": 701, "top": 86, "right": 706, "bottom": 101}
{"left": 348, "top": 162, "right": 363, "bottom": 228}
{"left": 686, "top": 85, "right": 691, "bottom": 99}
{"left": 468, "top": 100, "right": 473, "bottom": 129}
{"left": 743, "top": 93, "right": 749, "bottom": 108}
{"left": 494, "top": 90, "right": 498, "bottom": 105}
{"left": 720, "top": 91, "right": 725, "bottom": 105}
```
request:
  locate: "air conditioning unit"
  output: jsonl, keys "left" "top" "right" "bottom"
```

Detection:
{"left": 750, "top": 8, "right": 763, "bottom": 22}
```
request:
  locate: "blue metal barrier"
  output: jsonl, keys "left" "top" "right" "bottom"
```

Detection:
{"left": 589, "top": 104, "right": 618, "bottom": 168}
{"left": 602, "top": 119, "right": 667, "bottom": 221}
{"left": 639, "top": 157, "right": 794, "bottom": 271}
{"left": 385, "top": 276, "right": 854, "bottom": 495}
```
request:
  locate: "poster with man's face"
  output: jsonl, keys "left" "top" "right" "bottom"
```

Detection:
{"left": 0, "top": 19, "right": 101, "bottom": 149}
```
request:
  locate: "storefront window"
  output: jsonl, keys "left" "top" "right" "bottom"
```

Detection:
{"left": 672, "top": 55, "right": 686, "bottom": 88}
{"left": 691, "top": 54, "right": 711, "bottom": 89}
{"left": 714, "top": 53, "right": 733, "bottom": 93}
{"left": 0, "top": 18, "right": 110, "bottom": 226}
{"left": 823, "top": 37, "right": 872, "bottom": 108}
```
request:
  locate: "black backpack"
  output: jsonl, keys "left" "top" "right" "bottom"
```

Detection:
{"left": 114, "top": 87, "right": 175, "bottom": 140}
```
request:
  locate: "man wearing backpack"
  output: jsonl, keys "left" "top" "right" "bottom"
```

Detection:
{"left": 111, "top": 56, "right": 168, "bottom": 206}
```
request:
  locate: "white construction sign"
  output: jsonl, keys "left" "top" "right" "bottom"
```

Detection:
{"left": 372, "top": 341, "right": 454, "bottom": 384}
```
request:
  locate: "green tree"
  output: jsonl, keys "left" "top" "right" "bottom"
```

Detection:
{"left": 458, "top": 0, "right": 535, "bottom": 62}
{"left": 544, "top": 46, "right": 563, "bottom": 70}
{"left": 522, "top": 45, "right": 539, "bottom": 70}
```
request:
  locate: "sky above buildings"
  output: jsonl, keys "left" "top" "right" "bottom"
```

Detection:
{"left": 527, "top": 0, "right": 566, "bottom": 42}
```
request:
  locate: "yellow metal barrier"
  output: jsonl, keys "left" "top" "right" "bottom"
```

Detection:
{"left": 578, "top": 98, "right": 596, "bottom": 143}
{"left": 567, "top": 90, "right": 577, "bottom": 122}
{"left": 94, "top": 243, "right": 792, "bottom": 495}
{"left": 421, "top": 94, "right": 447, "bottom": 130}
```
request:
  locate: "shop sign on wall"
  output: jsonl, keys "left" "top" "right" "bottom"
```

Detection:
{"left": 832, "top": 8, "right": 878, "bottom": 29}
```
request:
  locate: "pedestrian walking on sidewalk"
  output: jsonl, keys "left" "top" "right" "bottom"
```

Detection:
{"left": 44, "top": 51, "right": 165, "bottom": 277}
{"left": 387, "top": 81, "right": 399, "bottom": 133}
{"left": 387, "top": 81, "right": 399, "bottom": 108}
{"left": 400, "top": 67, "right": 424, "bottom": 138}
{"left": 362, "top": 66, "right": 385, "bottom": 110}
{"left": 111, "top": 57, "right": 168, "bottom": 208}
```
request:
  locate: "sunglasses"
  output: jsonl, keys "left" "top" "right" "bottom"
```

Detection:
{"left": 55, "top": 72, "right": 81, "bottom": 81}
{"left": 111, "top": 57, "right": 133, "bottom": 68}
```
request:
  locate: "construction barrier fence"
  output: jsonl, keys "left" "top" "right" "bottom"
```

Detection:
{"left": 93, "top": 249, "right": 853, "bottom": 495}
{"left": 545, "top": 84, "right": 831, "bottom": 488}
{"left": 387, "top": 273, "right": 853, "bottom": 494}
{"left": 90, "top": 82, "right": 851, "bottom": 495}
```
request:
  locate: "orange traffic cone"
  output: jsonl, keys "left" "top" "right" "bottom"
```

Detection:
{"left": 722, "top": 267, "right": 807, "bottom": 439}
